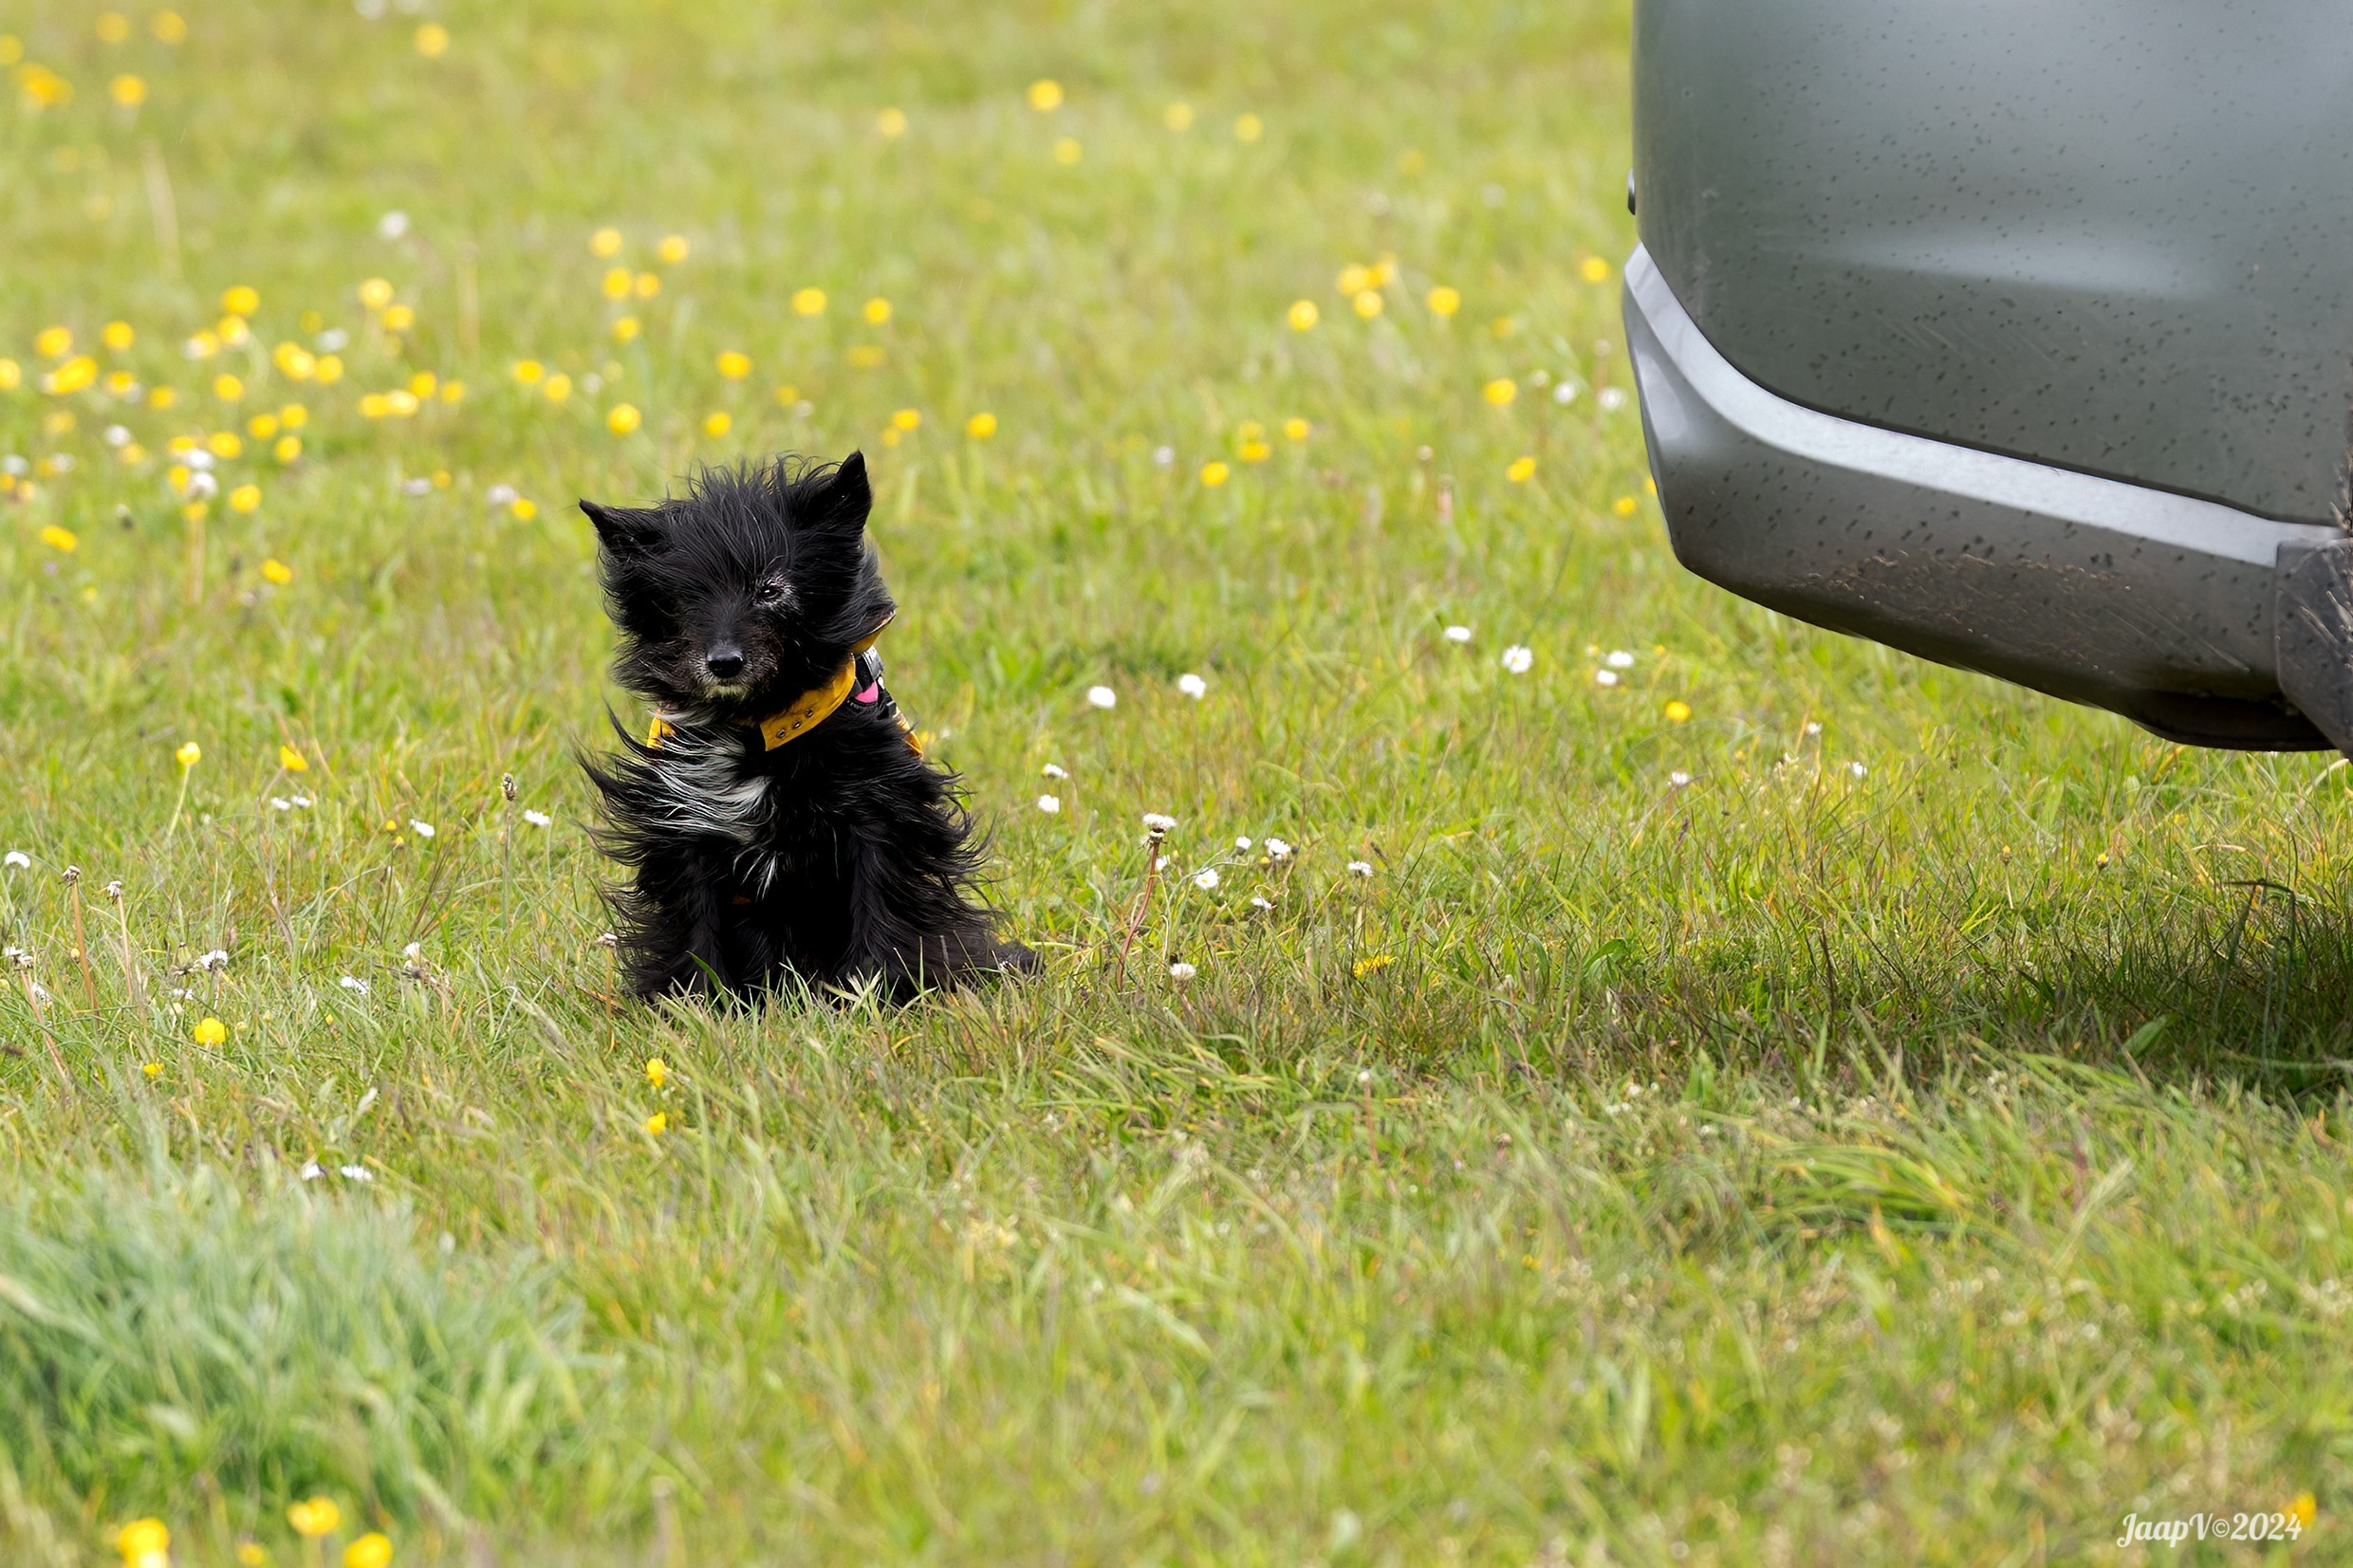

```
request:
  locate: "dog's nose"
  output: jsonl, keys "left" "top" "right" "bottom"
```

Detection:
{"left": 705, "top": 645, "right": 746, "bottom": 681}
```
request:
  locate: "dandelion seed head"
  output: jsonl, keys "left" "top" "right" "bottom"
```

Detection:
{"left": 1168, "top": 961, "right": 1197, "bottom": 982}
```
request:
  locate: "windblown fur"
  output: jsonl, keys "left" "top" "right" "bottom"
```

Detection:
{"left": 578, "top": 452, "right": 1034, "bottom": 1001}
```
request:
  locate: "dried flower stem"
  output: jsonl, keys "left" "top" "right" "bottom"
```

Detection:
{"left": 501, "top": 772, "right": 517, "bottom": 932}
{"left": 1113, "top": 826, "right": 1168, "bottom": 989}
{"left": 63, "top": 868, "right": 98, "bottom": 1013}
{"left": 107, "top": 883, "right": 148, "bottom": 1014}
{"left": 18, "top": 966, "right": 65, "bottom": 1090}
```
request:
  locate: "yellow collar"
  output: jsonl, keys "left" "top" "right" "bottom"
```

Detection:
{"left": 646, "top": 618, "right": 892, "bottom": 752}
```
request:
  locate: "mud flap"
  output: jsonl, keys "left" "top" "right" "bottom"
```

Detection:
{"left": 2275, "top": 538, "right": 2353, "bottom": 757}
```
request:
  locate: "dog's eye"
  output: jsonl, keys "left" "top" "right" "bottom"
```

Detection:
{"left": 754, "top": 580, "right": 787, "bottom": 606}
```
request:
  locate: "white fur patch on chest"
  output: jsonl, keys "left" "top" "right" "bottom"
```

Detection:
{"left": 642, "top": 729, "right": 771, "bottom": 846}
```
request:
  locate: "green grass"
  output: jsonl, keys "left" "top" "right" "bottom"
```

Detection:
{"left": 0, "top": 1, "right": 2347, "bottom": 1562}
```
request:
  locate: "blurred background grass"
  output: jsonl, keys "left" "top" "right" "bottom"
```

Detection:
{"left": 0, "top": 0, "right": 2345, "bottom": 1562}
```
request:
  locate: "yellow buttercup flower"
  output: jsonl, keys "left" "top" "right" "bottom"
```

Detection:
{"left": 645, "top": 1057, "right": 668, "bottom": 1088}
{"left": 381, "top": 304, "right": 415, "bottom": 334}
{"left": 633, "top": 271, "right": 659, "bottom": 298}
{"left": 612, "top": 316, "right": 640, "bottom": 342}
{"left": 1506, "top": 455, "right": 1536, "bottom": 483}
{"left": 1163, "top": 101, "right": 1194, "bottom": 131}
{"left": 542, "top": 374, "right": 571, "bottom": 402}
{"left": 274, "top": 435, "right": 302, "bottom": 462}
{"left": 1351, "top": 289, "right": 1382, "bottom": 319}
{"left": 343, "top": 1532, "right": 393, "bottom": 1568}
{"left": 176, "top": 741, "right": 200, "bottom": 767}
{"left": 235, "top": 1545, "right": 267, "bottom": 1567}
{"left": 96, "top": 12, "right": 131, "bottom": 42}
{"left": 34, "top": 325, "right": 71, "bottom": 359}
{"left": 153, "top": 9, "right": 186, "bottom": 42}
{"left": 1353, "top": 953, "right": 1394, "bottom": 977}
{"left": 109, "top": 72, "right": 146, "bottom": 105}
{"left": 1287, "top": 300, "right": 1318, "bottom": 331}
{"left": 590, "top": 227, "right": 622, "bottom": 257}
{"left": 863, "top": 297, "right": 892, "bottom": 324}
{"left": 214, "top": 374, "right": 244, "bottom": 402}
{"left": 414, "top": 22, "right": 449, "bottom": 57}
{"left": 1579, "top": 255, "right": 1612, "bottom": 284}
{"left": 702, "top": 412, "right": 731, "bottom": 437}
{"left": 1426, "top": 286, "right": 1461, "bottom": 317}
{"left": 408, "top": 372, "right": 436, "bottom": 399}
{"left": 1664, "top": 700, "right": 1692, "bottom": 723}
{"left": 716, "top": 350, "right": 750, "bottom": 378}
{"left": 45, "top": 357, "right": 97, "bottom": 395}
{"left": 1234, "top": 113, "right": 1264, "bottom": 141}
{"left": 0, "top": 360, "right": 17, "bottom": 390}
{"left": 1482, "top": 378, "right": 1518, "bottom": 406}
{"left": 229, "top": 484, "right": 261, "bottom": 513}
{"left": 249, "top": 413, "right": 280, "bottom": 439}
{"left": 288, "top": 1499, "right": 341, "bottom": 1539}
{"left": 141, "top": 1061, "right": 162, "bottom": 1079}
{"left": 117, "top": 1519, "right": 170, "bottom": 1566}
{"left": 606, "top": 403, "right": 641, "bottom": 434}
{"left": 103, "top": 321, "right": 135, "bottom": 350}
{"left": 358, "top": 278, "right": 395, "bottom": 310}
{"left": 877, "top": 105, "right": 907, "bottom": 137}
{"left": 965, "top": 411, "right": 996, "bottom": 438}
{"left": 510, "top": 497, "right": 538, "bottom": 521}
{"left": 277, "top": 748, "right": 307, "bottom": 780}
{"left": 511, "top": 359, "right": 544, "bottom": 384}
{"left": 1336, "top": 264, "right": 1372, "bottom": 297}
{"left": 314, "top": 356, "right": 343, "bottom": 383}
{"left": 644, "top": 1111, "right": 668, "bottom": 1134}
{"left": 892, "top": 408, "right": 920, "bottom": 432}
{"left": 658, "top": 234, "right": 689, "bottom": 265}
{"left": 1052, "top": 137, "right": 1083, "bottom": 165}
{"left": 844, "top": 345, "right": 884, "bottom": 368}
{"left": 38, "top": 525, "right": 75, "bottom": 552}
{"left": 208, "top": 432, "right": 243, "bottom": 458}
{"left": 1026, "top": 79, "right": 1063, "bottom": 112}
{"left": 222, "top": 285, "right": 260, "bottom": 316}
{"left": 264, "top": 562, "right": 295, "bottom": 591}
{"left": 792, "top": 287, "right": 825, "bottom": 316}
{"left": 192, "top": 1016, "right": 226, "bottom": 1045}
{"left": 1199, "top": 461, "right": 1230, "bottom": 488}
{"left": 1283, "top": 417, "right": 1309, "bottom": 442}
{"left": 1612, "top": 495, "right": 1638, "bottom": 516}
{"left": 601, "top": 267, "right": 632, "bottom": 300}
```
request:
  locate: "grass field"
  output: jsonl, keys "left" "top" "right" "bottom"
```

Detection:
{"left": 0, "top": 1, "right": 2347, "bottom": 1562}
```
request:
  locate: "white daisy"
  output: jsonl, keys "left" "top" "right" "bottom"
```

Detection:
{"left": 408, "top": 819, "right": 435, "bottom": 837}
{"left": 339, "top": 975, "right": 369, "bottom": 994}
{"left": 523, "top": 809, "right": 551, "bottom": 827}
{"left": 1605, "top": 650, "right": 1635, "bottom": 669}
{"left": 1265, "top": 839, "right": 1294, "bottom": 861}
{"left": 1193, "top": 868, "right": 1220, "bottom": 891}
{"left": 1036, "top": 794, "right": 1062, "bottom": 814}
{"left": 1595, "top": 669, "right": 1620, "bottom": 687}
{"left": 1167, "top": 961, "right": 1197, "bottom": 981}
{"left": 1176, "top": 673, "right": 1208, "bottom": 698}
{"left": 1443, "top": 625, "right": 1473, "bottom": 643}
{"left": 1042, "top": 762, "right": 1068, "bottom": 779}
{"left": 1346, "top": 860, "right": 1374, "bottom": 876}
{"left": 1085, "top": 685, "right": 1118, "bottom": 710}
{"left": 1500, "top": 645, "right": 1534, "bottom": 674}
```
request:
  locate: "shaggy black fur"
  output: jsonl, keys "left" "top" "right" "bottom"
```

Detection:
{"left": 578, "top": 452, "right": 1034, "bottom": 1002}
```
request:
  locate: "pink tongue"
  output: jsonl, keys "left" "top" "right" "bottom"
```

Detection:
{"left": 853, "top": 682, "right": 880, "bottom": 704}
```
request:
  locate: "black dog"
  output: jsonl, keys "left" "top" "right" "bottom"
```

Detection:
{"left": 578, "top": 452, "right": 1033, "bottom": 1001}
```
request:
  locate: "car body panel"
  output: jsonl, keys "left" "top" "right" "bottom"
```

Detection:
{"left": 1632, "top": 0, "right": 2353, "bottom": 526}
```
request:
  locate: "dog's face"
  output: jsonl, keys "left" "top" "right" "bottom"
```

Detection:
{"left": 582, "top": 452, "right": 894, "bottom": 716}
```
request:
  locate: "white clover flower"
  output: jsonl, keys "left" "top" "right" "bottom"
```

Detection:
{"left": 3, "top": 851, "right": 28, "bottom": 870}
{"left": 1669, "top": 770, "right": 1693, "bottom": 787}
{"left": 1176, "top": 672, "right": 1208, "bottom": 699}
{"left": 1167, "top": 961, "right": 1197, "bottom": 982}
{"left": 1500, "top": 645, "right": 1534, "bottom": 673}
{"left": 379, "top": 209, "right": 410, "bottom": 239}
{"left": 1036, "top": 794, "right": 1062, "bottom": 814}
{"left": 1444, "top": 625, "right": 1473, "bottom": 643}
{"left": 299, "top": 1161, "right": 324, "bottom": 1180}
{"left": 1849, "top": 761, "right": 1867, "bottom": 778}
{"left": 1598, "top": 387, "right": 1628, "bottom": 411}
{"left": 1085, "top": 685, "right": 1118, "bottom": 710}
{"left": 339, "top": 975, "right": 369, "bottom": 994}
{"left": 523, "top": 809, "right": 551, "bottom": 827}
{"left": 1193, "top": 868, "right": 1220, "bottom": 891}
{"left": 1141, "top": 812, "right": 1176, "bottom": 833}
{"left": 1042, "top": 762, "right": 1068, "bottom": 780}
{"left": 408, "top": 819, "right": 435, "bottom": 837}
{"left": 1605, "top": 650, "right": 1635, "bottom": 669}
{"left": 339, "top": 1164, "right": 376, "bottom": 1182}
{"left": 1265, "top": 839, "right": 1293, "bottom": 861}
{"left": 1595, "top": 669, "right": 1620, "bottom": 687}
{"left": 1234, "top": 836, "right": 1252, "bottom": 850}
{"left": 1346, "top": 860, "right": 1374, "bottom": 877}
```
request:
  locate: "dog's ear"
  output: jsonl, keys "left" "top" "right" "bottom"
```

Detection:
{"left": 581, "top": 499, "right": 661, "bottom": 555}
{"left": 799, "top": 452, "right": 872, "bottom": 534}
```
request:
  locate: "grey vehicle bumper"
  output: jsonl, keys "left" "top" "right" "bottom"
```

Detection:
{"left": 1621, "top": 243, "right": 2346, "bottom": 752}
